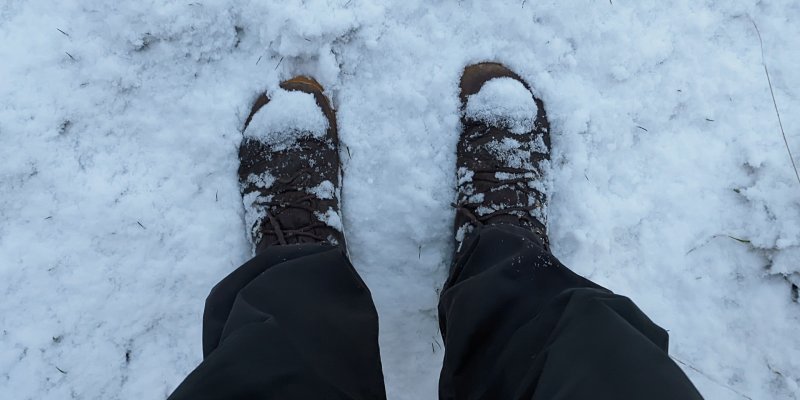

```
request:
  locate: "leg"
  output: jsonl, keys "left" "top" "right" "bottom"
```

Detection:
{"left": 443, "top": 63, "right": 703, "bottom": 399}
{"left": 169, "top": 244, "right": 386, "bottom": 400}
{"left": 438, "top": 225, "right": 703, "bottom": 399}
{"left": 170, "top": 76, "right": 386, "bottom": 399}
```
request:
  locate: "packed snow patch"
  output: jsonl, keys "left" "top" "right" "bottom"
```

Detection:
{"left": 242, "top": 192, "right": 271, "bottom": 243}
{"left": 246, "top": 172, "right": 276, "bottom": 189}
{"left": 485, "top": 137, "right": 530, "bottom": 169}
{"left": 316, "top": 207, "right": 343, "bottom": 232}
{"left": 465, "top": 77, "right": 538, "bottom": 134}
{"left": 308, "top": 180, "right": 336, "bottom": 200}
{"left": 456, "top": 167, "right": 475, "bottom": 186}
{"left": 244, "top": 89, "right": 328, "bottom": 149}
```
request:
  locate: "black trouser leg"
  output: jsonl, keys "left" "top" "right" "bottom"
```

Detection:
{"left": 438, "top": 224, "right": 703, "bottom": 400}
{"left": 169, "top": 244, "right": 387, "bottom": 400}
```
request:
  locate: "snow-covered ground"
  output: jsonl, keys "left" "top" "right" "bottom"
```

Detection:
{"left": 1, "top": 0, "right": 799, "bottom": 398}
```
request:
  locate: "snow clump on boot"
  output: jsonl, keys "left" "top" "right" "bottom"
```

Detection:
{"left": 465, "top": 77, "right": 538, "bottom": 134}
{"left": 244, "top": 88, "right": 329, "bottom": 150}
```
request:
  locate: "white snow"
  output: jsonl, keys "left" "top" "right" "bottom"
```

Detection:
{"left": 485, "top": 137, "right": 530, "bottom": 169}
{"left": 315, "top": 207, "right": 344, "bottom": 232}
{"left": 308, "top": 180, "right": 336, "bottom": 200}
{"left": 455, "top": 223, "right": 473, "bottom": 247}
{"left": 245, "top": 172, "right": 275, "bottom": 189}
{"left": 465, "top": 77, "right": 538, "bottom": 134}
{"left": 1, "top": 1, "right": 799, "bottom": 400}
{"left": 243, "top": 88, "right": 329, "bottom": 150}
{"left": 456, "top": 167, "right": 475, "bottom": 186}
{"left": 242, "top": 191, "right": 271, "bottom": 245}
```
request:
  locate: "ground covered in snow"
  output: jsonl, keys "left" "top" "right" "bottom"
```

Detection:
{"left": 1, "top": 1, "right": 799, "bottom": 399}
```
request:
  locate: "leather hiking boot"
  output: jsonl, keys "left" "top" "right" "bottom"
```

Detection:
{"left": 239, "top": 77, "right": 345, "bottom": 253}
{"left": 453, "top": 62, "right": 551, "bottom": 258}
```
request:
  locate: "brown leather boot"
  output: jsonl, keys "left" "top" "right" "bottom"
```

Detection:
{"left": 239, "top": 77, "right": 345, "bottom": 253}
{"left": 453, "top": 62, "right": 551, "bottom": 258}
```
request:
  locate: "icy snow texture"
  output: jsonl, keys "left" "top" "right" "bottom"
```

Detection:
{"left": 316, "top": 207, "right": 344, "bottom": 232}
{"left": 243, "top": 88, "right": 329, "bottom": 150}
{"left": 1, "top": 1, "right": 800, "bottom": 400}
{"left": 486, "top": 137, "right": 531, "bottom": 169}
{"left": 465, "top": 77, "right": 538, "bottom": 134}
{"left": 309, "top": 180, "right": 336, "bottom": 200}
{"left": 246, "top": 172, "right": 275, "bottom": 189}
{"left": 242, "top": 191, "right": 271, "bottom": 245}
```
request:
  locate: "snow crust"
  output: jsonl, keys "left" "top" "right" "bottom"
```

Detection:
{"left": 1, "top": 1, "right": 799, "bottom": 400}
{"left": 316, "top": 207, "right": 344, "bottom": 232}
{"left": 245, "top": 172, "right": 275, "bottom": 189}
{"left": 486, "top": 137, "right": 532, "bottom": 169}
{"left": 465, "top": 77, "right": 538, "bottom": 134}
{"left": 244, "top": 88, "right": 328, "bottom": 149}
{"left": 309, "top": 180, "right": 336, "bottom": 200}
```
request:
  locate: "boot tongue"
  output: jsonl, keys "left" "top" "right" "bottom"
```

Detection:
{"left": 464, "top": 77, "right": 538, "bottom": 135}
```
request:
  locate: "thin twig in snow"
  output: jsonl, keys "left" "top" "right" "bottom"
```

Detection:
{"left": 57, "top": 28, "right": 70, "bottom": 37}
{"left": 275, "top": 56, "right": 284, "bottom": 70}
{"left": 686, "top": 234, "right": 750, "bottom": 254}
{"left": 671, "top": 356, "right": 753, "bottom": 399}
{"left": 751, "top": 19, "right": 800, "bottom": 186}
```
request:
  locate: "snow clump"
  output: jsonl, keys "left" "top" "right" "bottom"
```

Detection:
{"left": 244, "top": 89, "right": 329, "bottom": 150}
{"left": 465, "top": 77, "right": 538, "bottom": 134}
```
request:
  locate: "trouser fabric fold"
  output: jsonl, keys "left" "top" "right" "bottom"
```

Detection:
{"left": 438, "top": 224, "right": 703, "bottom": 400}
{"left": 169, "top": 225, "right": 703, "bottom": 400}
{"left": 168, "top": 244, "right": 387, "bottom": 400}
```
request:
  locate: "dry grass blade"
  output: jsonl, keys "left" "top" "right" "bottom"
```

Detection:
{"left": 751, "top": 18, "right": 800, "bottom": 187}
{"left": 672, "top": 356, "right": 754, "bottom": 400}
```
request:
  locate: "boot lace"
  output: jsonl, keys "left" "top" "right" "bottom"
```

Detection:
{"left": 453, "top": 166, "right": 541, "bottom": 228}
{"left": 252, "top": 168, "right": 336, "bottom": 246}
